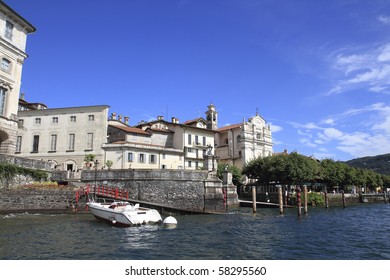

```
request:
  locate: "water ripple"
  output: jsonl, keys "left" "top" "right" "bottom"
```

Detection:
{"left": 1, "top": 204, "right": 390, "bottom": 259}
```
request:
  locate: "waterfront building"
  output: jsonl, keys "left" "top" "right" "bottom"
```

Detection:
{"left": 16, "top": 104, "right": 109, "bottom": 172}
{"left": 215, "top": 111, "right": 273, "bottom": 169}
{"left": 104, "top": 114, "right": 183, "bottom": 169}
{"left": 136, "top": 115, "right": 216, "bottom": 170}
{"left": 0, "top": 2, "right": 35, "bottom": 154}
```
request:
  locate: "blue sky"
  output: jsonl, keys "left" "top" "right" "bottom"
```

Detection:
{"left": 8, "top": 0, "right": 390, "bottom": 161}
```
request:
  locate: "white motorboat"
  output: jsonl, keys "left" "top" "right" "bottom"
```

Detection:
{"left": 87, "top": 201, "right": 162, "bottom": 227}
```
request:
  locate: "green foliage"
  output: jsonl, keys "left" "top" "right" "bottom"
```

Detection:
{"left": 307, "top": 192, "right": 325, "bottom": 206}
{"left": 106, "top": 160, "right": 113, "bottom": 169}
{"left": 84, "top": 154, "right": 95, "bottom": 163}
{"left": 242, "top": 152, "right": 321, "bottom": 185}
{"left": 243, "top": 153, "right": 387, "bottom": 192}
{"left": 346, "top": 153, "right": 390, "bottom": 175}
{"left": 0, "top": 163, "right": 48, "bottom": 183}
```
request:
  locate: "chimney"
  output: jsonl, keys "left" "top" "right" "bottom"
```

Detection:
{"left": 172, "top": 117, "right": 179, "bottom": 124}
{"left": 111, "top": 112, "right": 117, "bottom": 120}
{"left": 157, "top": 115, "right": 164, "bottom": 120}
{"left": 124, "top": 116, "right": 129, "bottom": 124}
{"left": 118, "top": 115, "right": 122, "bottom": 122}
{"left": 20, "top": 92, "right": 25, "bottom": 100}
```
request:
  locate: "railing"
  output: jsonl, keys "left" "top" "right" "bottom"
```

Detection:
{"left": 75, "top": 184, "right": 129, "bottom": 204}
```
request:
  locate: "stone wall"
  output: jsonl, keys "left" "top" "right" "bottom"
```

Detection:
{"left": 0, "top": 154, "right": 55, "bottom": 171}
{"left": 0, "top": 188, "right": 76, "bottom": 213}
{"left": 0, "top": 154, "right": 55, "bottom": 189}
{"left": 79, "top": 169, "right": 225, "bottom": 212}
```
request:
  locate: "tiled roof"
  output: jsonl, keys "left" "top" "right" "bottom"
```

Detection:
{"left": 217, "top": 123, "right": 241, "bottom": 132}
{"left": 109, "top": 125, "right": 151, "bottom": 135}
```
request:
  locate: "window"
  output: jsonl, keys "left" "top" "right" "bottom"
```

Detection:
{"left": 50, "top": 134, "right": 57, "bottom": 152}
{"left": 18, "top": 119, "right": 24, "bottom": 128}
{"left": 162, "top": 154, "right": 166, "bottom": 160}
{"left": 195, "top": 135, "right": 199, "bottom": 145}
{"left": 86, "top": 133, "right": 93, "bottom": 150}
{"left": 128, "top": 152, "right": 133, "bottom": 162}
{"left": 68, "top": 134, "right": 75, "bottom": 151}
{"left": 32, "top": 135, "right": 39, "bottom": 152}
{"left": 188, "top": 161, "right": 192, "bottom": 168}
{"left": 1, "top": 58, "right": 10, "bottom": 72}
{"left": 52, "top": 117, "right": 58, "bottom": 123}
{"left": 88, "top": 115, "right": 95, "bottom": 121}
{"left": 237, "top": 135, "right": 242, "bottom": 142}
{"left": 256, "top": 133, "right": 261, "bottom": 139}
{"left": 188, "top": 134, "right": 192, "bottom": 145}
{"left": 70, "top": 116, "right": 76, "bottom": 122}
{"left": 35, "top": 118, "right": 41, "bottom": 124}
{"left": 139, "top": 153, "right": 145, "bottom": 163}
{"left": 203, "top": 136, "right": 206, "bottom": 146}
{"left": 5, "top": 21, "right": 13, "bottom": 40}
{"left": 0, "top": 87, "right": 6, "bottom": 116}
{"left": 150, "top": 154, "right": 156, "bottom": 164}
{"left": 16, "top": 136, "right": 22, "bottom": 153}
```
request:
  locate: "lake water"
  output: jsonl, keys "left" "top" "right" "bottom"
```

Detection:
{"left": 1, "top": 203, "right": 390, "bottom": 260}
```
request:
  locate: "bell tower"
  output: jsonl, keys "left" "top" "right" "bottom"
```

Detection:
{"left": 206, "top": 103, "right": 218, "bottom": 130}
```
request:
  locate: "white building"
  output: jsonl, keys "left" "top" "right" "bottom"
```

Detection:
{"left": 104, "top": 114, "right": 183, "bottom": 169}
{"left": 104, "top": 114, "right": 216, "bottom": 170}
{"left": 16, "top": 105, "right": 109, "bottom": 171}
{"left": 0, "top": 2, "right": 35, "bottom": 154}
{"left": 215, "top": 112, "right": 273, "bottom": 169}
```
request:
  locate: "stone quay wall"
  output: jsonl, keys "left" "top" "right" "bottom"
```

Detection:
{"left": 0, "top": 154, "right": 54, "bottom": 171}
{"left": 0, "top": 154, "right": 55, "bottom": 189}
{"left": 0, "top": 188, "right": 76, "bottom": 213}
{"left": 78, "top": 169, "right": 233, "bottom": 213}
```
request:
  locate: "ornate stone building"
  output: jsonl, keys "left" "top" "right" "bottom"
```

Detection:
{"left": 215, "top": 111, "right": 273, "bottom": 169}
{"left": 0, "top": 2, "right": 35, "bottom": 154}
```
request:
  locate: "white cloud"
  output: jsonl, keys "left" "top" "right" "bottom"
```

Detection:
{"left": 323, "top": 127, "right": 343, "bottom": 139}
{"left": 270, "top": 123, "right": 283, "bottom": 133}
{"left": 290, "top": 103, "right": 390, "bottom": 159}
{"left": 378, "top": 43, "right": 390, "bottom": 62}
{"left": 378, "top": 15, "right": 390, "bottom": 25}
{"left": 328, "top": 43, "right": 390, "bottom": 95}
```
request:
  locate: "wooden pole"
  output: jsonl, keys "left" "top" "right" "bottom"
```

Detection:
{"left": 325, "top": 191, "right": 329, "bottom": 208}
{"left": 297, "top": 187, "right": 302, "bottom": 217}
{"left": 342, "top": 190, "right": 346, "bottom": 208}
{"left": 278, "top": 186, "right": 283, "bottom": 215}
{"left": 252, "top": 186, "right": 257, "bottom": 213}
{"left": 303, "top": 185, "right": 308, "bottom": 215}
{"left": 284, "top": 186, "right": 288, "bottom": 207}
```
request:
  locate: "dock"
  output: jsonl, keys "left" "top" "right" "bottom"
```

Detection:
{"left": 239, "top": 200, "right": 294, "bottom": 208}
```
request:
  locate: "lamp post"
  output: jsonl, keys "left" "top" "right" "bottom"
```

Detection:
{"left": 94, "top": 159, "right": 99, "bottom": 201}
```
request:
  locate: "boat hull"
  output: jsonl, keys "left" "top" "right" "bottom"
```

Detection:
{"left": 87, "top": 202, "right": 162, "bottom": 227}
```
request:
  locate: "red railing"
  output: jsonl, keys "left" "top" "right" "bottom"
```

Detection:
{"left": 75, "top": 184, "right": 129, "bottom": 202}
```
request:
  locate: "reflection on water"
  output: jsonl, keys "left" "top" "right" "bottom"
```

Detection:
{"left": 1, "top": 204, "right": 390, "bottom": 260}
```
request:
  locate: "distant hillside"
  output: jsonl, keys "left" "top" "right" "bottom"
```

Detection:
{"left": 345, "top": 153, "right": 390, "bottom": 176}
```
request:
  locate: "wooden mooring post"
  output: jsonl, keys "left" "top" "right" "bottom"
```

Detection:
{"left": 342, "top": 191, "right": 346, "bottom": 208}
{"left": 278, "top": 186, "right": 283, "bottom": 215}
{"left": 325, "top": 191, "right": 329, "bottom": 208}
{"left": 303, "top": 185, "right": 308, "bottom": 215}
{"left": 297, "top": 187, "right": 302, "bottom": 217}
{"left": 252, "top": 186, "right": 257, "bottom": 213}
